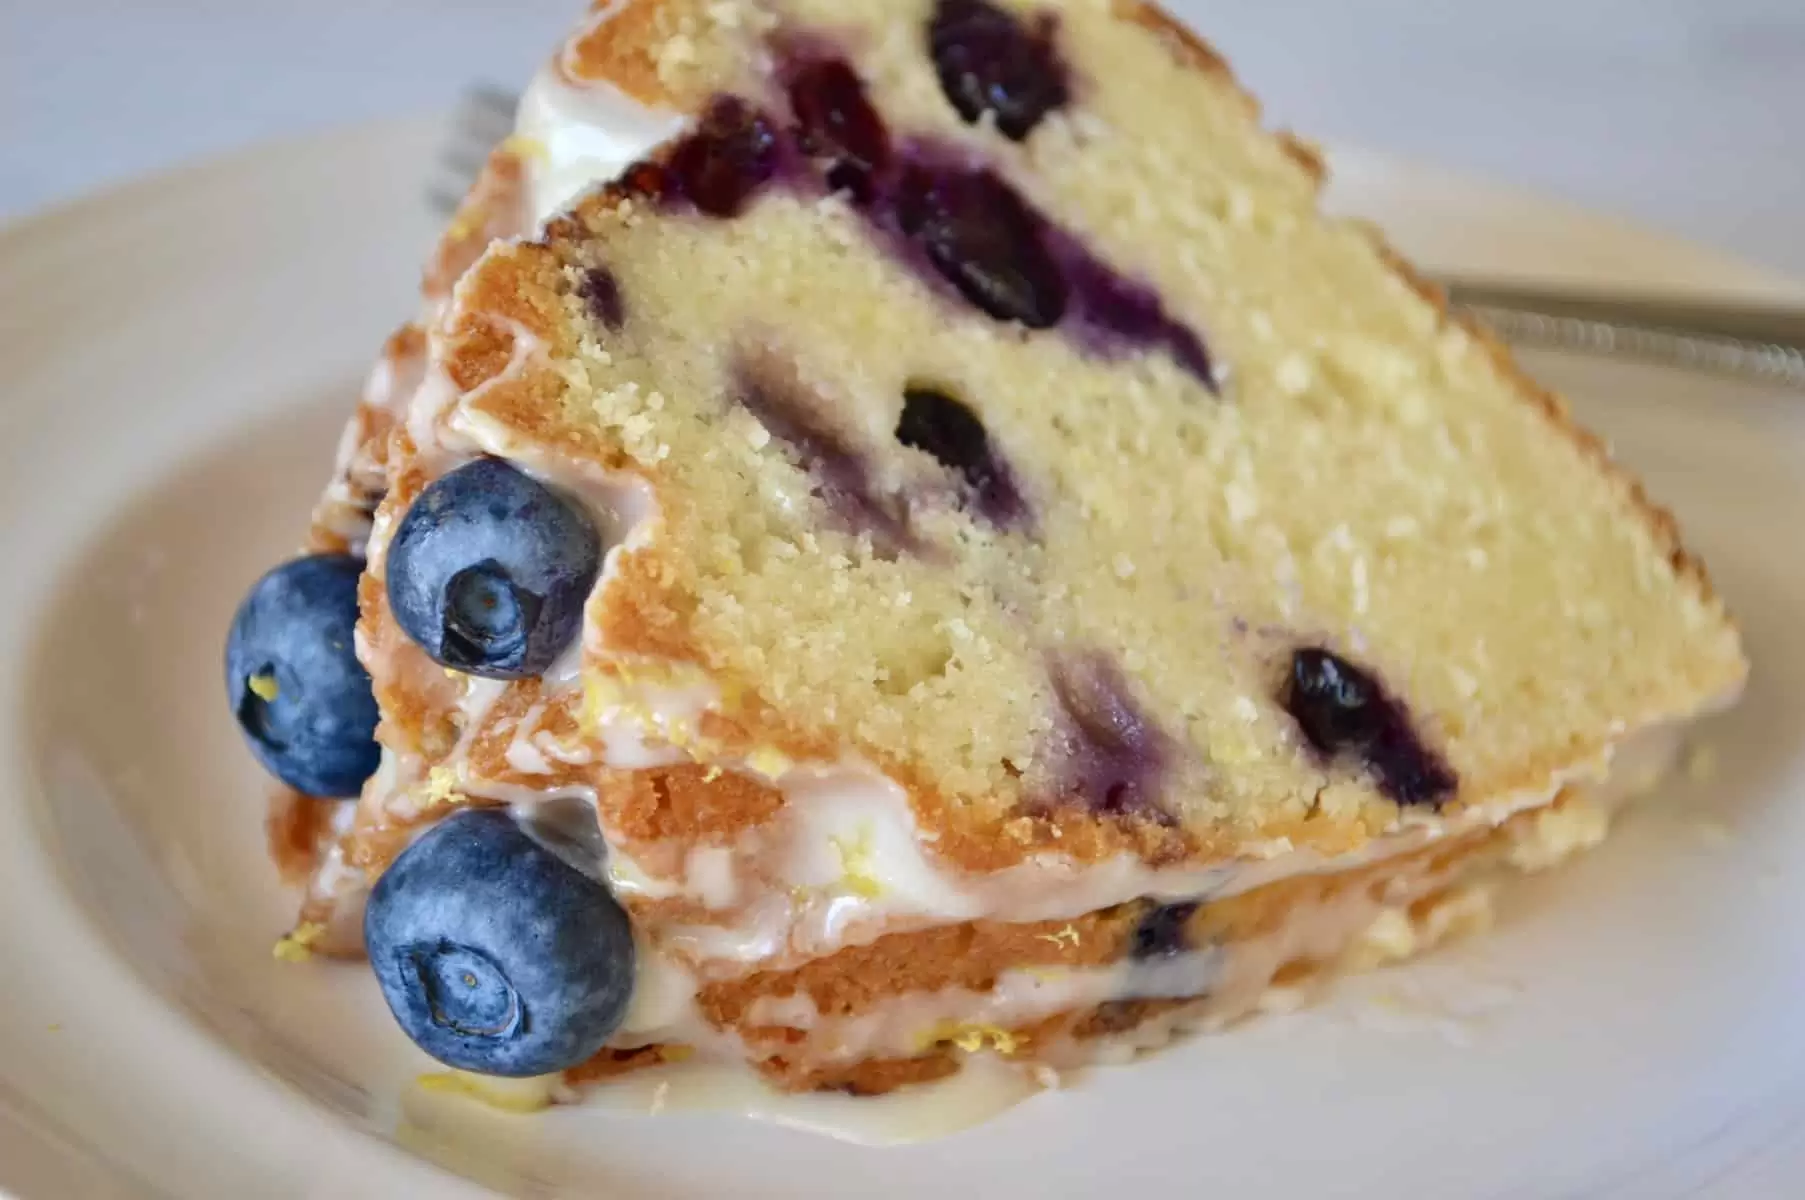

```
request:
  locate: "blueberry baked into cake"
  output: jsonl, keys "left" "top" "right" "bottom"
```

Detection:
{"left": 229, "top": 0, "right": 1746, "bottom": 1101}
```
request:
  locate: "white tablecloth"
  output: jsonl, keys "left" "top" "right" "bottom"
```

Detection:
{"left": 5, "top": 0, "right": 1802, "bottom": 278}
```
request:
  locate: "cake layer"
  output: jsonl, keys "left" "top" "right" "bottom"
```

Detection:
{"left": 281, "top": 0, "right": 1744, "bottom": 1101}
{"left": 390, "top": 0, "right": 1740, "bottom": 865}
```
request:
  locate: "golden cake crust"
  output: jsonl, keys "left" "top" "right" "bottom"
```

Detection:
{"left": 348, "top": 0, "right": 1745, "bottom": 887}
{"left": 288, "top": 0, "right": 1746, "bottom": 1102}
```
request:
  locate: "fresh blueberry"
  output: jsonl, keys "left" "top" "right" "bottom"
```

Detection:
{"left": 1283, "top": 647, "right": 1457, "bottom": 807}
{"left": 386, "top": 458, "right": 601, "bottom": 679}
{"left": 225, "top": 553, "right": 379, "bottom": 797}
{"left": 364, "top": 808, "right": 635, "bottom": 1077}
{"left": 928, "top": 0, "right": 1069, "bottom": 141}
{"left": 1131, "top": 901, "right": 1200, "bottom": 959}
{"left": 895, "top": 165, "right": 1067, "bottom": 328}
{"left": 788, "top": 57, "right": 891, "bottom": 203}
{"left": 667, "top": 96, "right": 782, "bottom": 218}
{"left": 896, "top": 386, "right": 1026, "bottom": 527}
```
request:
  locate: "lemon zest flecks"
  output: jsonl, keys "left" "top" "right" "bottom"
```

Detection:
{"left": 702, "top": 765, "right": 723, "bottom": 783}
{"left": 421, "top": 765, "right": 460, "bottom": 808}
{"left": 414, "top": 1071, "right": 555, "bottom": 1114}
{"left": 1036, "top": 924, "right": 1082, "bottom": 950}
{"left": 443, "top": 210, "right": 479, "bottom": 241}
{"left": 247, "top": 672, "right": 280, "bottom": 702}
{"left": 579, "top": 674, "right": 620, "bottom": 733}
{"left": 746, "top": 746, "right": 792, "bottom": 780}
{"left": 832, "top": 828, "right": 882, "bottom": 899}
{"left": 272, "top": 922, "right": 326, "bottom": 963}
{"left": 919, "top": 1022, "right": 1025, "bottom": 1056}
{"left": 499, "top": 133, "right": 549, "bottom": 163}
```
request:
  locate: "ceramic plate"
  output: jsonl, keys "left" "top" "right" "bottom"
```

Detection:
{"left": 3, "top": 117, "right": 1804, "bottom": 1199}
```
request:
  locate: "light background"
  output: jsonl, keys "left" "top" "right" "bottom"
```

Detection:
{"left": 3, "top": 1, "right": 1802, "bottom": 276}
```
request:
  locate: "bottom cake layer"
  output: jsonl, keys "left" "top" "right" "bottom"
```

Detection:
{"left": 553, "top": 785, "right": 1616, "bottom": 1098}
{"left": 272, "top": 735, "right": 1667, "bottom": 1107}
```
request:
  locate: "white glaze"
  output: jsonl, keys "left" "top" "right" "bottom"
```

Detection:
{"left": 302, "top": 2, "right": 1715, "bottom": 1128}
{"left": 516, "top": 56, "right": 685, "bottom": 225}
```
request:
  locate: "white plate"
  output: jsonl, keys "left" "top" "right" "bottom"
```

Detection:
{"left": 3, "top": 117, "right": 1804, "bottom": 1200}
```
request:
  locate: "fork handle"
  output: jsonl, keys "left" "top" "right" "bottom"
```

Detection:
{"left": 1438, "top": 277, "right": 1805, "bottom": 388}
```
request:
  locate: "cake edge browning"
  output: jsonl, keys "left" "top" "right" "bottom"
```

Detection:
{"left": 282, "top": 0, "right": 1746, "bottom": 1105}
{"left": 422, "top": 35, "right": 1743, "bottom": 879}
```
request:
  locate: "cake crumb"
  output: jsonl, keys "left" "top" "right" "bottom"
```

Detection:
{"left": 272, "top": 921, "right": 326, "bottom": 963}
{"left": 421, "top": 765, "right": 460, "bottom": 808}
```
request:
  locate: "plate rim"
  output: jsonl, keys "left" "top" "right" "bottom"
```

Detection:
{"left": 2, "top": 115, "right": 1802, "bottom": 1200}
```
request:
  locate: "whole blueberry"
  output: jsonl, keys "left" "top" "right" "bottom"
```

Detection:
{"left": 225, "top": 553, "right": 379, "bottom": 797}
{"left": 364, "top": 808, "right": 635, "bottom": 1077}
{"left": 385, "top": 458, "right": 602, "bottom": 679}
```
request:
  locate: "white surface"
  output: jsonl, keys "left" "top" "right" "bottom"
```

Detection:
{"left": 1, "top": 117, "right": 1805, "bottom": 1198}
{"left": 4, "top": 1, "right": 1805, "bottom": 276}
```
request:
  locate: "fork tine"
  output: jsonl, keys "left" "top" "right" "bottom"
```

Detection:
{"left": 430, "top": 85, "right": 526, "bottom": 214}
{"left": 465, "top": 84, "right": 521, "bottom": 123}
{"left": 439, "top": 146, "right": 497, "bottom": 179}
{"left": 426, "top": 187, "right": 467, "bottom": 218}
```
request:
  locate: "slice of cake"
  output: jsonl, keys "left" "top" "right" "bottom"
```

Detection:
{"left": 232, "top": 0, "right": 1746, "bottom": 1103}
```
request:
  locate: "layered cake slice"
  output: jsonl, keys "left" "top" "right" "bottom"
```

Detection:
{"left": 230, "top": 0, "right": 1746, "bottom": 1101}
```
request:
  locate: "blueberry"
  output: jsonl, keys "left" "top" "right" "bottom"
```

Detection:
{"left": 364, "top": 808, "right": 635, "bottom": 1077}
{"left": 896, "top": 386, "right": 1026, "bottom": 527}
{"left": 1283, "top": 648, "right": 1457, "bottom": 807}
{"left": 667, "top": 96, "right": 781, "bottom": 218}
{"left": 1049, "top": 653, "right": 1169, "bottom": 818}
{"left": 386, "top": 458, "right": 601, "bottom": 680}
{"left": 928, "top": 0, "right": 1069, "bottom": 141}
{"left": 225, "top": 553, "right": 379, "bottom": 797}
{"left": 788, "top": 58, "right": 891, "bottom": 203}
{"left": 1132, "top": 900, "right": 1200, "bottom": 959}
{"left": 737, "top": 364, "right": 912, "bottom": 552}
{"left": 896, "top": 165, "right": 1067, "bottom": 328}
{"left": 578, "top": 266, "right": 625, "bottom": 329}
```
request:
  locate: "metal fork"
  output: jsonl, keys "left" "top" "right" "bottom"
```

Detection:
{"left": 436, "top": 87, "right": 1805, "bottom": 389}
